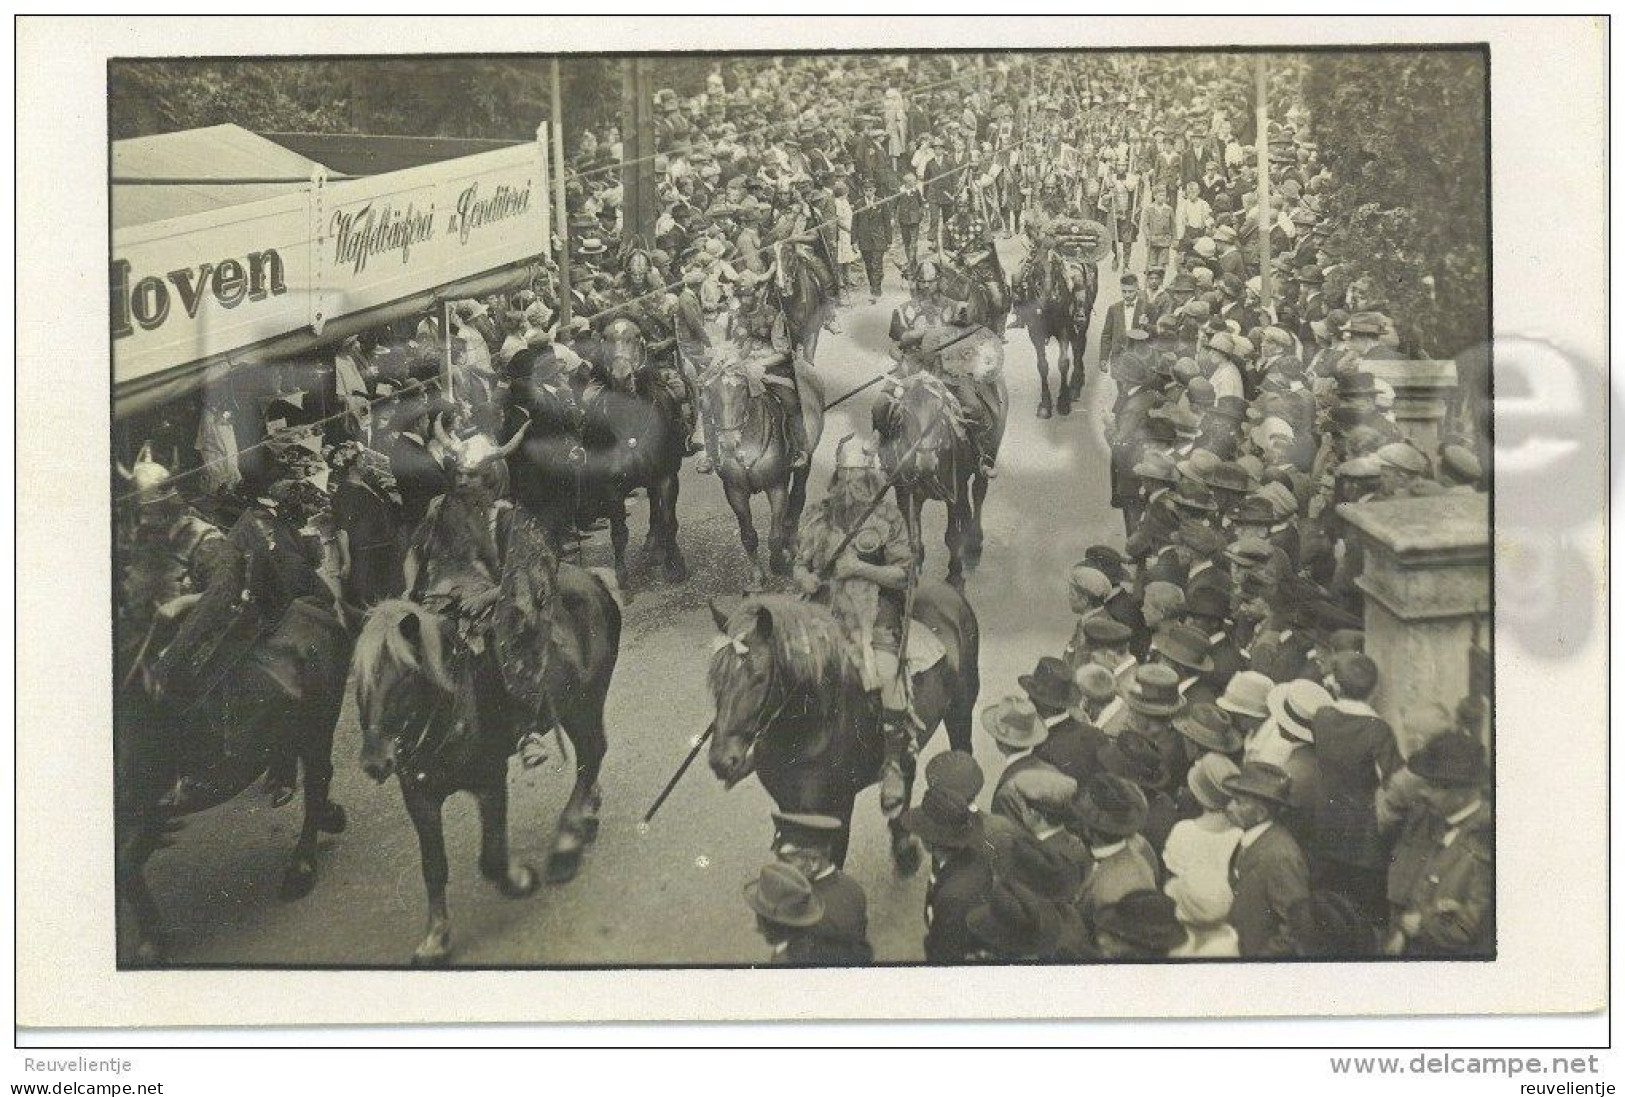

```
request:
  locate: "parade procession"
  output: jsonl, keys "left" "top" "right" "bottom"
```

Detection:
{"left": 109, "top": 47, "right": 1493, "bottom": 969}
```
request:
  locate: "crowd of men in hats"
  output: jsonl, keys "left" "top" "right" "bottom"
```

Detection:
{"left": 113, "top": 51, "right": 1491, "bottom": 963}
{"left": 737, "top": 54, "right": 1490, "bottom": 966}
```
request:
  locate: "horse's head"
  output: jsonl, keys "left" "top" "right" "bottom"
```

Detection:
{"left": 705, "top": 596, "right": 850, "bottom": 789}
{"left": 890, "top": 374, "right": 960, "bottom": 482}
{"left": 706, "top": 361, "right": 754, "bottom": 435}
{"left": 706, "top": 601, "right": 779, "bottom": 788}
{"left": 352, "top": 601, "right": 459, "bottom": 783}
{"left": 602, "top": 317, "right": 645, "bottom": 392}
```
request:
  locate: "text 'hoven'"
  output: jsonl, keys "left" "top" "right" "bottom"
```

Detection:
{"left": 111, "top": 180, "right": 534, "bottom": 339}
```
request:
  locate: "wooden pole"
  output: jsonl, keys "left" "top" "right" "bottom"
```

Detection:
{"left": 1255, "top": 53, "right": 1273, "bottom": 310}
{"left": 550, "top": 59, "right": 572, "bottom": 327}
{"left": 441, "top": 299, "right": 455, "bottom": 404}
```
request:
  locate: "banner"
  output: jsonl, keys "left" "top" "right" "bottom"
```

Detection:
{"left": 112, "top": 134, "right": 551, "bottom": 390}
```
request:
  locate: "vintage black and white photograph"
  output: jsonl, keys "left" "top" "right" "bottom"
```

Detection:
{"left": 101, "top": 41, "right": 1503, "bottom": 974}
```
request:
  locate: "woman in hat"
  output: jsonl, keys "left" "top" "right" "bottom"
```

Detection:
{"left": 1165, "top": 873, "right": 1240, "bottom": 958}
{"left": 1164, "top": 750, "right": 1242, "bottom": 900}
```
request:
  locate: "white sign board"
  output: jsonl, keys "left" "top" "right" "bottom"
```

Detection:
{"left": 112, "top": 135, "right": 551, "bottom": 389}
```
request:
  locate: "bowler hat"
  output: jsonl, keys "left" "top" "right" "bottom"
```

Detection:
{"left": 1176, "top": 448, "right": 1223, "bottom": 485}
{"left": 1100, "top": 731, "right": 1172, "bottom": 790}
{"left": 1019, "top": 656, "right": 1083, "bottom": 712}
{"left": 1095, "top": 889, "right": 1187, "bottom": 954}
{"left": 1152, "top": 622, "right": 1216, "bottom": 673}
{"left": 981, "top": 694, "right": 1049, "bottom": 750}
{"left": 1074, "top": 662, "right": 1119, "bottom": 704}
{"left": 1121, "top": 663, "right": 1184, "bottom": 716}
{"left": 1175, "top": 484, "right": 1218, "bottom": 513}
{"left": 1329, "top": 652, "right": 1379, "bottom": 699}
{"left": 1222, "top": 761, "right": 1294, "bottom": 807}
{"left": 1407, "top": 733, "right": 1487, "bottom": 789}
{"left": 901, "top": 785, "right": 982, "bottom": 848}
{"left": 743, "top": 862, "right": 825, "bottom": 927}
{"left": 1234, "top": 494, "right": 1276, "bottom": 526}
{"left": 1217, "top": 670, "right": 1274, "bottom": 721}
{"left": 1173, "top": 702, "right": 1243, "bottom": 755}
{"left": 1072, "top": 773, "right": 1150, "bottom": 839}
{"left": 1346, "top": 311, "right": 1386, "bottom": 336}
{"left": 1337, "top": 370, "right": 1379, "bottom": 397}
{"left": 923, "top": 750, "right": 984, "bottom": 802}
{"left": 967, "top": 882, "right": 1061, "bottom": 957}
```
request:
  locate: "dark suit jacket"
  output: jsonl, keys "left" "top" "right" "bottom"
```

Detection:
{"left": 810, "top": 870, "right": 873, "bottom": 962}
{"left": 924, "top": 842, "right": 994, "bottom": 963}
{"left": 1312, "top": 703, "right": 1402, "bottom": 870}
{"left": 1229, "top": 823, "right": 1310, "bottom": 957}
{"left": 1100, "top": 299, "right": 1151, "bottom": 373}
{"left": 389, "top": 434, "right": 454, "bottom": 532}
{"left": 852, "top": 204, "right": 893, "bottom": 254}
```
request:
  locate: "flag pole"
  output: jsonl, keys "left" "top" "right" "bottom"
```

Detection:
{"left": 1255, "top": 53, "right": 1274, "bottom": 310}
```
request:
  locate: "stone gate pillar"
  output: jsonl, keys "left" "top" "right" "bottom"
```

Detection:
{"left": 1362, "top": 358, "right": 1459, "bottom": 456}
{"left": 1338, "top": 492, "right": 1490, "bottom": 754}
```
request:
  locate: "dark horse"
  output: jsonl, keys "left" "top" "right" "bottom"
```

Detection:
{"left": 938, "top": 248, "right": 1012, "bottom": 337}
{"left": 705, "top": 591, "right": 979, "bottom": 870}
{"left": 115, "top": 597, "right": 351, "bottom": 964}
{"left": 772, "top": 241, "right": 834, "bottom": 363}
{"left": 552, "top": 317, "right": 688, "bottom": 595}
{"left": 874, "top": 372, "right": 993, "bottom": 586}
{"left": 1021, "top": 249, "right": 1100, "bottom": 418}
{"left": 700, "top": 355, "right": 826, "bottom": 588}
{"left": 353, "top": 563, "right": 620, "bottom": 965}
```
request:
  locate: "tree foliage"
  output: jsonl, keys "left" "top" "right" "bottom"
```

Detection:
{"left": 1303, "top": 50, "right": 1489, "bottom": 357}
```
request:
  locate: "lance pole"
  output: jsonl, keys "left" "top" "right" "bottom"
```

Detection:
{"left": 550, "top": 60, "right": 572, "bottom": 326}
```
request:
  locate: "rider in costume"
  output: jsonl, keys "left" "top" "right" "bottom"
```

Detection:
{"left": 793, "top": 434, "right": 918, "bottom": 816}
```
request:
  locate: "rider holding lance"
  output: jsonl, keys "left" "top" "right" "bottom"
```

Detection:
{"left": 793, "top": 434, "right": 918, "bottom": 816}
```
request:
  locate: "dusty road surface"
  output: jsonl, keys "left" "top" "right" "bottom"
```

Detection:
{"left": 147, "top": 231, "right": 1143, "bottom": 967}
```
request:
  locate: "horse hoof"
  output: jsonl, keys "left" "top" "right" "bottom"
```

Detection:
{"left": 1036, "top": 404, "right": 1052, "bottom": 420}
{"left": 497, "top": 863, "right": 541, "bottom": 899}
{"left": 664, "top": 559, "right": 690, "bottom": 584}
{"left": 892, "top": 837, "right": 923, "bottom": 877}
{"left": 546, "top": 847, "right": 583, "bottom": 885}
{"left": 279, "top": 860, "right": 316, "bottom": 902}
{"left": 579, "top": 816, "right": 601, "bottom": 844}
{"left": 1057, "top": 395, "right": 1072, "bottom": 417}
{"left": 317, "top": 802, "right": 347, "bottom": 835}
{"left": 411, "top": 941, "right": 452, "bottom": 967}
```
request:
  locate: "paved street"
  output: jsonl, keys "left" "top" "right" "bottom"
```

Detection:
{"left": 148, "top": 231, "right": 1143, "bottom": 967}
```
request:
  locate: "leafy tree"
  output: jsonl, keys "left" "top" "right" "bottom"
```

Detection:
{"left": 1303, "top": 50, "right": 1489, "bottom": 358}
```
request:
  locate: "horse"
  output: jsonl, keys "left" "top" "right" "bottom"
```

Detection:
{"left": 353, "top": 563, "right": 620, "bottom": 965}
{"left": 114, "top": 596, "right": 351, "bottom": 965}
{"left": 938, "top": 250, "right": 1011, "bottom": 337}
{"left": 705, "top": 591, "right": 979, "bottom": 871}
{"left": 873, "top": 372, "right": 991, "bottom": 586}
{"left": 1024, "top": 249, "right": 1100, "bottom": 418}
{"left": 700, "top": 354, "right": 826, "bottom": 589}
{"left": 577, "top": 317, "right": 689, "bottom": 594}
{"left": 772, "top": 241, "right": 834, "bottom": 363}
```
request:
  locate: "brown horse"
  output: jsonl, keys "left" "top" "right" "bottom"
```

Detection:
{"left": 938, "top": 249, "right": 1012, "bottom": 336}
{"left": 701, "top": 355, "right": 825, "bottom": 589}
{"left": 705, "top": 591, "right": 979, "bottom": 870}
{"left": 1024, "top": 250, "right": 1100, "bottom": 418}
{"left": 873, "top": 372, "right": 991, "bottom": 586}
{"left": 772, "top": 241, "right": 834, "bottom": 363}
{"left": 353, "top": 562, "right": 620, "bottom": 965}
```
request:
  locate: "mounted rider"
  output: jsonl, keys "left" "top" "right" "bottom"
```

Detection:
{"left": 404, "top": 414, "right": 559, "bottom": 759}
{"left": 701, "top": 267, "right": 812, "bottom": 474}
{"left": 143, "top": 453, "right": 347, "bottom": 813}
{"left": 887, "top": 259, "right": 944, "bottom": 344}
{"left": 941, "top": 211, "right": 1011, "bottom": 330}
{"left": 793, "top": 434, "right": 919, "bottom": 816}
{"left": 881, "top": 307, "right": 1006, "bottom": 479}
